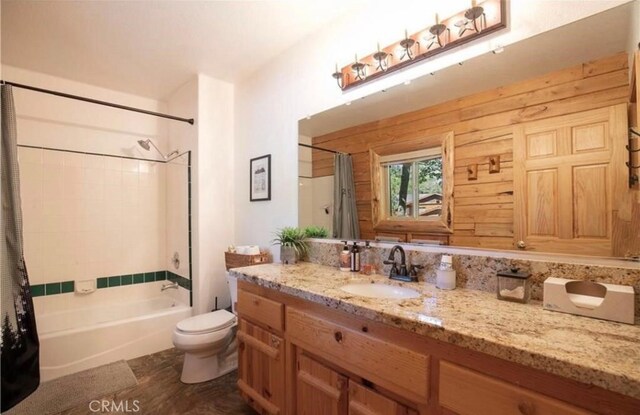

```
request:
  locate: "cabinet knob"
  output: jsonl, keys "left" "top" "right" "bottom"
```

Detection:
{"left": 334, "top": 331, "right": 343, "bottom": 343}
{"left": 516, "top": 240, "right": 527, "bottom": 250}
{"left": 517, "top": 401, "right": 534, "bottom": 415}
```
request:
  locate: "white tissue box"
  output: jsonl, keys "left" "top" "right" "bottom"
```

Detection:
{"left": 543, "top": 277, "right": 635, "bottom": 324}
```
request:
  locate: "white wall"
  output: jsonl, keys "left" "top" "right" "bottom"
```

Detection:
{"left": 234, "top": 1, "right": 631, "bottom": 256}
{"left": 2, "top": 65, "right": 169, "bottom": 158}
{"left": 166, "top": 75, "right": 235, "bottom": 314}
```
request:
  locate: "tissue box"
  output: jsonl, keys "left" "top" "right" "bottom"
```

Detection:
{"left": 543, "top": 277, "right": 635, "bottom": 324}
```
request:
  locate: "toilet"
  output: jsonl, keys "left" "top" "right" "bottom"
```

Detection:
{"left": 172, "top": 273, "right": 239, "bottom": 384}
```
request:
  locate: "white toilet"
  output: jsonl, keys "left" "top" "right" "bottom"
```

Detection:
{"left": 172, "top": 273, "right": 239, "bottom": 384}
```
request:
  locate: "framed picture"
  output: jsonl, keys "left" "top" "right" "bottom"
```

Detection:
{"left": 250, "top": 154, "right": 271, "bottom": 201}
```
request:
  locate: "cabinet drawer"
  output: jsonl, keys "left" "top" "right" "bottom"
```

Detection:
{"left": 439, "top": 361, "right": 592, "bottom": 415}
{"left": 237, "top": 289, "right": 284, "bottom": 332}
{"left": 349, "top": 381, "right": 417, "bottom": 415}
{"left": 286, "top": 308, "right": 429, "bottom": 404}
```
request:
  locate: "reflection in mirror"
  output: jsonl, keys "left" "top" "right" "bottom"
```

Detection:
{"left": 298, "top": 2, "right": 639, "bottom": 259}
{"left": 383, "top": 153, "right": 442, "bottom": 219}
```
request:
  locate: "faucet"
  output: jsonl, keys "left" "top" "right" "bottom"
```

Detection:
{"left": 383, "top": 245, "right": 421, "bottom": 282}
{"left": 161, "top": 281, "right": 179, "bottom": 291}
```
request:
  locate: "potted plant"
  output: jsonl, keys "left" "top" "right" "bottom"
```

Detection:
{"left": 303, "top": 226, "right": 329, "bottom": 239}
{"left": 272, "top": 227, "right": 308, "bottom": 264}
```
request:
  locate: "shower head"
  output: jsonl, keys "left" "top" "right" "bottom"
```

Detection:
{"left": 136, "top": 139, "right": 179, "bottom": 160}
{"left": 137, "top": 139, "right": 151, "bottom": 151}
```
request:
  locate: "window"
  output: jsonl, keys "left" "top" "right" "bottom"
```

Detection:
{"left": 385, "top": 156, "right": 443, "bottom": 219}
{"left": 370, "top": 131, "right": 454, "bottom": 234}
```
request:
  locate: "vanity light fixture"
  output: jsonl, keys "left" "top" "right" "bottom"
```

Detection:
{"left": 425, "top": 14, "right": 450, "bottom": 50}
{"left": 465, "top": 0, "right": 487, "bottom": 33}
{"left": 351, "top": 54, "right": 368, "bottom": 81}
{"left": 332, "top": 63, "right": 346, "bottom": 89}
{"left": 372, "top": 43, "right": 390, "bottom": 72}
{"left": 399, "top": 29, "right": 418, "bottom": 61}
{"left": 330, "top": 0, "right": 505, "bottom": 91}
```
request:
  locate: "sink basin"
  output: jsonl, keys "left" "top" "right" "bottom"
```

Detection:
{"left": 340, "top": 283, "right": 420, "bottom": 299}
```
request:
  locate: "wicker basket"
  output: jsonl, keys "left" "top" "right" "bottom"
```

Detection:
{"left": 224, "top": 251, "right": 270, "bottom": 270}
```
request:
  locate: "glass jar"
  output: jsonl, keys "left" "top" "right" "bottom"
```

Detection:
{"left": 496, "top": 268, "right": 530, "bottom": 303}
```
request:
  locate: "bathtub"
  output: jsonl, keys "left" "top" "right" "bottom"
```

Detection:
{"left": 34, "top": 281, "right": 192, "bottom": 381}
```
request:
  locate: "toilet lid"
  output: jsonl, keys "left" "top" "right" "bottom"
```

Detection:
{"left": 177, "top": 310, "right": 236, "bottom": 334}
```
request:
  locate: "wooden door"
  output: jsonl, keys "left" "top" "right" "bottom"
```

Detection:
{"left": 237, "top": 318, "right": 285, "bottom": 415}
{"left": 513, "top": 105, "right": 628, "bottom": 256}
{"left": 348, "top": 381, "right": 417, "bottom": 415}
{"left": 296, "top": 351, "right": 348, "bottom": 415}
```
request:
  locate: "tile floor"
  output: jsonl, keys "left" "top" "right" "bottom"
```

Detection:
{"left": 59, "top": 348, "right": 255, "bottom": 415}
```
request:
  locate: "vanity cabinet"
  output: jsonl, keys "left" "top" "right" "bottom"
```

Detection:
{"left": 236, "top": 318, "right": 285, "bottom": 415}
{"left": 236, "top": 281, "right": 638, "bottom": 415}
{"left": 296, "top": 351, "right": 348, "bottom": 415}
{"left": 349, "top": 381, "right": 418, "bottom": 415}
{"left": 236, "top": 288, "right": 286, "bottom": 415}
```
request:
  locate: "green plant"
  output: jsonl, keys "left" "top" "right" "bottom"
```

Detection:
{"left": 303, "top": 226, "right": 329, "bottom": 239}
{"left": 272, "top": 227, "right": 309, "bottom": 258}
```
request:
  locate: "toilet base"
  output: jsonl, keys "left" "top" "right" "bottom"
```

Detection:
{"left": 180, "top": 344, "right": 238, "bottom": 384}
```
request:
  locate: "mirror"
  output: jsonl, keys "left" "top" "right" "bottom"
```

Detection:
{"left": 298, "top": 2, "right": 639, "bottom": 259}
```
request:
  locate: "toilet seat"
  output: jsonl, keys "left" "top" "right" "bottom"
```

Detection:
{"left": 176, "top": 309, "right": 236, "bottom": 335}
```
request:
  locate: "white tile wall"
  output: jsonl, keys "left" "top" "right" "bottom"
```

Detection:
{"left": 19, "top": 148, "right": 173, "bottom": 285}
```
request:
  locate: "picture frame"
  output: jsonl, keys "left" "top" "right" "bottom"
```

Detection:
{"left": 250, "top": 154, "right": 271, "bottom": 201}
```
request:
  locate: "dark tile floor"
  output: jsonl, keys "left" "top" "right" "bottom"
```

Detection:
{"left": 59, "top": 348, "right": 255, "bottom": 415}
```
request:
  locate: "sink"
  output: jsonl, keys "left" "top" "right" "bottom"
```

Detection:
{"left": 340, "top": 283, "right": 420, "bottom": 299}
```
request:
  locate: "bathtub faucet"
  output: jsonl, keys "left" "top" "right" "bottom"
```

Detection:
{"left": 161, "top": 282, "right": 179, "bottom": 291}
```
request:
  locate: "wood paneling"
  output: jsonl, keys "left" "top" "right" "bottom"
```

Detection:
{"left": 311, "top": 52, "right": 630, "bottom": 248}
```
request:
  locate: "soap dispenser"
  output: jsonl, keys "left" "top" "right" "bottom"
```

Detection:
{"left": 350, "top": 242, "right": 361, "bottom": 272}
{"left": 360, "top": 241, "right": 373, "bottom": 275}
{"left": 339, "top": 241, "right": 351, "bottom": 272}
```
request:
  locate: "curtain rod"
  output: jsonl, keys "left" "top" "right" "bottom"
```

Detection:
{"left": 298, "top": 143, "right": 349, "bottom": 155}
{"left": 0, "top": 80, "right": 195, "bottom": 125}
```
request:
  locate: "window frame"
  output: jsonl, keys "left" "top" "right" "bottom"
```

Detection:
{"left": 370, "top": 131, "right": 454, "bottom": 234}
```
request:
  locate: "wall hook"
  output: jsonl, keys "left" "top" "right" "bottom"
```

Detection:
{"left": 489, "top": 155, "right": 500, "bottom": 173}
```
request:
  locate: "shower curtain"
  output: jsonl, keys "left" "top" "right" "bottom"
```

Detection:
{"left": 332, "top": 153, "right": 360, "bottom": 240}
{"left": 1, "top": 85, "right": 40, "bottom": 411}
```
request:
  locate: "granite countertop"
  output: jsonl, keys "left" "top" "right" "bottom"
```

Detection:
{"left": 230, "top": 262, "right": 640, "bottom": 400}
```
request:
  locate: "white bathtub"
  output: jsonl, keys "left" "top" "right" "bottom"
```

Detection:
{"left": 34, "top": 281, "right": 192, "bottom": 381}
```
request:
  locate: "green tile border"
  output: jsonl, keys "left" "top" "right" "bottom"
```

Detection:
{"left": 31, "top": 270, "right": 190, "bottom": 297}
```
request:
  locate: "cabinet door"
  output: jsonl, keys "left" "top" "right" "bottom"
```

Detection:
{"left": 296, "top": 351, "right": 348, "bottom": 415}
{"left": 237, "top": 318, "right": 285, "bottom": 415}
{"left": 513, "top": 105, "right": 629, "bottom": 256}
{"left": 349, "top": 381, "right": 417, "bottom": 415}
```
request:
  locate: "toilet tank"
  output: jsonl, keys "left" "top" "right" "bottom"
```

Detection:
{"left": 226, "top": 272, "right": 238, "bottom": 314}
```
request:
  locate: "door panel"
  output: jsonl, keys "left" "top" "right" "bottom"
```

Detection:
{"left": 237, "top": 318, "right": 285, "bottom": 415}
{"left": 573, "top": 165, "right": 609, "bottom": 238}
{"left": 296, "top": 351, "right": 348, "bottom": 415}
{"left": 513, "top": 105, "right": 627, "bottom": 255}
{"left": 526, "top": 169, "right": 558, "bottom": 236}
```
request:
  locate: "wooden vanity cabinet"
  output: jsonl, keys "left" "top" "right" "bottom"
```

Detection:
{"left": 236, "top": 288, "right": 286, "bottom": 415}
{"left": 295, "top": 351, "right": 348, "bottom": 415}
{"left": 236, "top": 281, "right": 639, "bottom": 415}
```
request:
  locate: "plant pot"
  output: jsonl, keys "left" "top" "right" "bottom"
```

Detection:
{"left": 280, "top": 245, "right": 297, "bottom": 264}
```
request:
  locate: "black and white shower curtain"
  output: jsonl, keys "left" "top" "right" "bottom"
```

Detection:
{"left": 1, "top": 85, "right": 40, "bottom": 411}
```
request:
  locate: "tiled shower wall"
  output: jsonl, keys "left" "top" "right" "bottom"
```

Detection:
{"left": 19, "top": 147, "right": 168, "bottom": 286}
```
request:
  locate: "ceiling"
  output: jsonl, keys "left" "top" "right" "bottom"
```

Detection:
{"left": 299, "top": 2, "right": 635, "bottom": 137}
{"left": 1, "top": 0, "right": 364, "bottom": 99}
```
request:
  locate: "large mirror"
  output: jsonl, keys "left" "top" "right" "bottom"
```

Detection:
{"left": 298, "top": 2, "right": 640, "bottom": 259}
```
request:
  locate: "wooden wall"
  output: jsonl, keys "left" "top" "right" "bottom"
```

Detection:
{"left": 311, "top": 52, "right": 630, "bottom": 249}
